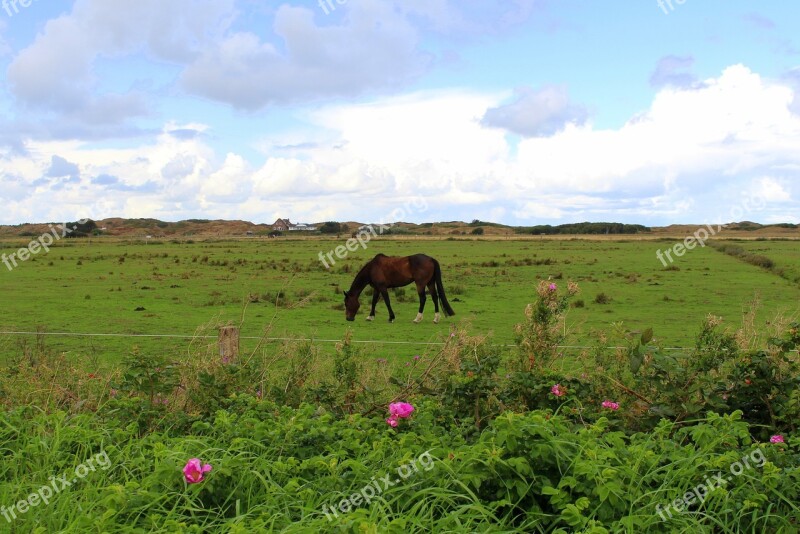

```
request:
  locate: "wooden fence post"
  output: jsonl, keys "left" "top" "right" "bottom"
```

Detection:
{"left": 219, "top": 326, "right": 239, "bottom": 362}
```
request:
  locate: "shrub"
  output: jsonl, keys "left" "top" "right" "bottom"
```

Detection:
{"left": 594, "top": 292, "right": 612, "bottom": 304}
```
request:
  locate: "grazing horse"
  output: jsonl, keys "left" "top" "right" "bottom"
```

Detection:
{"left": 343, "top": 254, "right": 455, "bottom": 323}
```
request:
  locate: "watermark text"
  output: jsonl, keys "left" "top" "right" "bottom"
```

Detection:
{"left": 2, "top": 220, "right": 89, "bottom": 272}
{"left": 656, "top": 447, "right": 766, "bottom": 522}
{"left": 321, "top": 450, "right": 435, "bottom": 521}
{"left": 1, "top": 449, "right": 112, "bottom": 523}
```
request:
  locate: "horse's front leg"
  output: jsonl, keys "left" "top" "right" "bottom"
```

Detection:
{"left": 380, "top": 289, "right": 395, "bottom": 322}
{"left": 367, "top": 289, "right": 380, "bottom": 321}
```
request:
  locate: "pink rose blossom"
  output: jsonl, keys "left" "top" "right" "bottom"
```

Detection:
{"left": 770, "top": 434, "right": 785, "bottom": 444}
{"left": 389, "top": 402, "right": 415, "bottom": 419}
{"left": 601, "top": 400, "right": 620, "bottom": 411}
{"left": 550, "top": 384, "right": 566, "bottom": 397}
{"left": 386, "top": 417, "right": 398, "bottom": 427}
{"left": 183, "top": 458, "right": 212, "bottom": 484}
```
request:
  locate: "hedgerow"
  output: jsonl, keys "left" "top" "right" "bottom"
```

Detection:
{"left": 1, "top": 281, "right": 798, "bottom": 532}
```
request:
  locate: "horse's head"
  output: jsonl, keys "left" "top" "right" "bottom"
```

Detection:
{"left": 343, "top": 290, "right": 360, "bottom": 321}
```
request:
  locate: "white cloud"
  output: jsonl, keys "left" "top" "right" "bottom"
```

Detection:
{"left": 650, "top": 55, "right": 697, "bottom": 89}
{"left": 181, "top": 2, "right": 429, "bottom": 110}
{"left": 5, "top": 0, "right": 235, "bottom": 132}
{"left": 511, "top": 65, "right": 800, "bottom": 197}
{"left": 2, "top": 64, "right": 800, "bottom": 226}
{"left": 754, "top": 176, "right": 792, "bottom": 202}
{"left": 481, "top": 85, "right": 588, "bottom": 137}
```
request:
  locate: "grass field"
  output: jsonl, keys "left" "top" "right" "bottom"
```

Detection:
{"left": 3, "top": 235, "right": 800, "bottom": 532}
{"left": 1, "top": 235, "right": 798, "bottom": 363}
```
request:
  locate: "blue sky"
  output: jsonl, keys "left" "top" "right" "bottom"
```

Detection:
{"left": 1, "top": 0, "right": 798, "bottom": 226}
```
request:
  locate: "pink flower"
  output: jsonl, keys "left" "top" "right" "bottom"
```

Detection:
{"left": 550, "top": 384, "right": 566, "bottom": 397}
{"left": 770, "top": 434, "right": 785, "bottom": 444}
{"left": 413, "top": 355, "right": 421, "bottom": 361}
{"left": 389, "top": 402, "right": 415, "bottom": 419}
{"left": 601, "top": 400, "right": 620, "bottom": 411}
{"left": 386, "top": 417, "right": 398, "bottom": 427}
{"left": 183, "top": 458, "right": 212, "bottom": 484}
{"left": 549, "top": 283, "right": 557, "bottom": 291}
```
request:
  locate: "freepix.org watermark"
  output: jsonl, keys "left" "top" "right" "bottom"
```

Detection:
{"left": 1, "top": 220, "right": 89, "bottom": 272}
{"left": 655, "top": 193, "right": 766, "bottom": 267}
{"left": 318, "top": 0, "right": 346, "bottom": 16}
{"left": 656, "top": 447, "right": 766, "bottom": 522}
{"left": 318, "top": 197, "right": 427, "bottom": 269}
{"left": 321, "top": 450, "right": 435, "bottom": 521}
{"left": 2, "top": 0, "right": 37, "bottom": 18}
{"left": 1, "top": 449, "right": 112, "bottom": 523}
{"left": 657, "top": 0, "right": 688, "bottom": 15}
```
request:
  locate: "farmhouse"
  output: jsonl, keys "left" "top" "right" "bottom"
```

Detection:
{"left": 272, "top": 218, "right": 291, "bottom": 231}
{"left": 290, "top": 223, "right": 317, "bottom": 231}
{"left": 272, "top": 218, "right": 318, "bottom": 232}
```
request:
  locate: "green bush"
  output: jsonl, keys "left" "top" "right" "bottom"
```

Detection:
{"left": 2, "top": 291, "right": 800, "bottom": 531}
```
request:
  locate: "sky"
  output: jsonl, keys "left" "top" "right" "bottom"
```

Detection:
{"left": 0, "top": 0, "right": 799, "bottom": 227}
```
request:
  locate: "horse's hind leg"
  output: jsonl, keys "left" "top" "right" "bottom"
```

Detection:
{"left": 413, "top": 281, "right": 426, "bottom": 323}
{"left": 427, "top": 282, "right": 441, "bottom": 323}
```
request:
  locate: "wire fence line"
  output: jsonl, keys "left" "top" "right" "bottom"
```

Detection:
{"left": 0, "top": 330, "right": 703, "bottom": 350}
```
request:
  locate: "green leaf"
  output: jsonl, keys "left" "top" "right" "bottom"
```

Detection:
{"left": 630, "top": 349, "right": 644, "bottom": 374}
{"left": 641, "top": 327, "right": 653, "bottom": 345}
{"left": 560, "top": 504, "right": 586, "bottom": 528}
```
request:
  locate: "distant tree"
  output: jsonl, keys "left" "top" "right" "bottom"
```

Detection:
{"left": 319, "top": 222, "right": 342, "bottom": 234}
{"left": 471, "top": 227, "right": 484, "bottom": 235}
{"left": 64, "top": 219, "right": 97, "bottom": 238}
{"left": 515, "top": 222, "right": 649, "bottom": 235}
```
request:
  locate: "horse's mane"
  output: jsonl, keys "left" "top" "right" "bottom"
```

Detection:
{"left": 348, "top": 258, "right": 374, "bottom": 294}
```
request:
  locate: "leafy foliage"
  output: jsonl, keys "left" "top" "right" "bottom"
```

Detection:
{"left": 2, "top": 287, "right": 800, "bottom": 531}
{"left": 318, "top": 221, "right": 343, "bottom": 234}
{"left": 517, "top": 222, "right": 650, "bottom": 235}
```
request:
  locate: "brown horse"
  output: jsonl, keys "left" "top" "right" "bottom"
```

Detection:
{"left": 343, "top": 254, "right": 455, "bottom": 323}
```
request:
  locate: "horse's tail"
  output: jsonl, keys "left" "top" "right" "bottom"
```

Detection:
{"left": 433, "top": 259, "right": 455, "bottom": 317}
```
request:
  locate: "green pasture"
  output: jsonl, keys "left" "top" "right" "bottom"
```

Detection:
{"left": 1, "top": 236, "right": 798, "bottom": 362}
{"left": 722, "top": 238, "right": 800, "bottom": 283}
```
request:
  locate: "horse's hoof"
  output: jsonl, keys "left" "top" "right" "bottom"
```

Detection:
{"left": 413, "top": 313, "right": 423, "bottom": 323}
{"left": 433, "top": 313, "right": 441, "bottom": 324}
{"left": 366, "top": 316, "right": 374, "bottom": 321}
{"left": 389, "top": 318, "right": 395, "bottom": 323}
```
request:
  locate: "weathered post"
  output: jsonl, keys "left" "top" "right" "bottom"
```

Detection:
{"left": 219, "top": 326, "right": 239, "bottom": 362}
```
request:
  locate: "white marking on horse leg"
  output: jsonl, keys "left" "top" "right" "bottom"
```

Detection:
{"left": 366, "top": 315, "right": 375, "bottom": 321}
{"left": 433, "top": 312, "right": 440, "bottom": 324}
{"left": 413, "top": 312, "right": 423, "bottom": 323}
